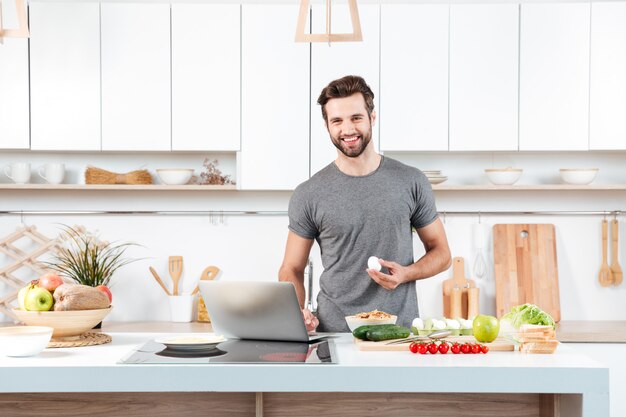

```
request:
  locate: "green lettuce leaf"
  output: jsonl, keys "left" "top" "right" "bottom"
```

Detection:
{"left": 501, "top": 303, "right": 556, "bottom": 330}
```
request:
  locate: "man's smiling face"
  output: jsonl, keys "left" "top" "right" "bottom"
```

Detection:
{"left": 325, "top": 93, "right": 376, "bottom": 158}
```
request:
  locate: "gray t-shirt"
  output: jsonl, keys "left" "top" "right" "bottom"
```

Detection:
{"left": 288, "top": 156, "right": 438, "bottom": 332}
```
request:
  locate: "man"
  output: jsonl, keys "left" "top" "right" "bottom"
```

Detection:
{"left": 279, "top": 75, "right": 451, "bottom": 332}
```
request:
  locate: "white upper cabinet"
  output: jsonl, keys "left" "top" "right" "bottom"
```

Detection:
{"left": 101, "top": 3, "right": 171, "bottom": 151}
{"left": 380, "top": 4, "right": 448, "bottom": 152}
{"left": 590, "top": 2, "right": 626, "bottom": 150}
{"left": 449, "top": 4, "right": 519, "bottom": 151}
{"left": 29, "top": 2, "right": 101, "bottom": 151}
{"left": 519, "top": 3, "right": 590, "bottom": 151}
{"left": 0, "top": 38, "right": 29, "bottom": 149}
{"left": 310, "top": 4, "right": 380, "bottom": 175}
{"left": 240, "top": 4, "right": 309, "bottom": 190}
{"left": 171, "top": 4, "right": 240, "bottom": 151}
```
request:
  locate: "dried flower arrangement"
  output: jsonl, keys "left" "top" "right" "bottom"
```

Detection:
{"left": 196, "top": 158, "right": 236, "bottom": 185}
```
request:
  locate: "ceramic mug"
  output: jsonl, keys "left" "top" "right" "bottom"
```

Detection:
{"left": 4, "top": 163, "right": 31, "bottom": 184}
{"left": 38, "top": 163, "right": 65, "bottom": 185}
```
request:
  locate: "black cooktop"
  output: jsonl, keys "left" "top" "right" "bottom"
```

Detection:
{"left": 119, "top": 339, "right": 336, "bottom": 364}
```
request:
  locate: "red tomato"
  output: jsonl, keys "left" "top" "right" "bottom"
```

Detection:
{"left": 480, "top": 345, "right": 489, "bottom": 354}
{"left": 438, "top": 343, "right": 449, "bottom": 354}
{"left": 417, "top": 344, "right": 428, "bottom": 354}
{"left": 460, "top": 343, "right": 471, "bottom": 354}
{"left": 427, "top": 343, "right": 438, "bottom": 354}
{"left": 409, "top": 342, "right": 419, "bottom": 354}
{"left": 471, "top": 344, "right": 480, "bottom": 354}
{"left": 450, "top": 344, "right": 461, "bottom": 354}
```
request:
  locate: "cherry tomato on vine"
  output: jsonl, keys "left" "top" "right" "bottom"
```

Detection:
{"left": 460, "top": 343, "right": 471, "bottom": 354}
{"left": 409, "top": 342, "right": 419, "bottom": 354}
{"left": 450, "top": 344, "right": 461, "bottom": 354}
{"left": 417, "top": 344, "right": 428, "bottom": 354}
{"left": 471, "top": 344, "right": 480, "bottom": 354}
{"left": 427, "top": 343, "right": 438, "bottom": 354}
{"left": 438, "top": 343, "right": 450, "bottom": 354}
{"left": 480, "top": 345, "right": 489, "bottom": 354}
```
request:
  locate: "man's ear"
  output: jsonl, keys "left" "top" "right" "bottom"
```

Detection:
{"left": 370, "top": 111, "right": 377, "bottom": 127}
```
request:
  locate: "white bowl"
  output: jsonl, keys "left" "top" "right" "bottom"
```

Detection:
{"left": 559, "top": 168, "right": 598, "bottom": 185}
{"left": 156, "top": 169, "right": 194, "bottom": 185}
{"left": 0, "top": 326, "right": 53, "bottom": 357}
{"left": 345, "top": 314, "right": 397, "bottom": 332}
{"left": 485, "top": 168, "right": 523, "bottom": 185}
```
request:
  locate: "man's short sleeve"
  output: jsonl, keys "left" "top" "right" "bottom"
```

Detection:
{"left": 288, "top": 185, "right": 319, "bottom": 239}
{"left": 410, "top": 172, "right": 439, "bottom": 230}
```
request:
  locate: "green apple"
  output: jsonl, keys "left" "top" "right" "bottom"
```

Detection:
{"left": 473, "top": 314, "right": 500, "bottom": 343}
{"left": 17, "top": 280, "right": 39, "bottom": 310}
{"left": 24, "top": 286, "right": 54, "bottom": 311}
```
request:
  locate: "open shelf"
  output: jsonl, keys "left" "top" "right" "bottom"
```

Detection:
{"left": 0, "top": 184, "right": 238, "bottom": 191}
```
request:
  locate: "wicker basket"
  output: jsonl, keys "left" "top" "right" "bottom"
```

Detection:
{"left": 85, "top": 166, "right": 153, "bottom": 185}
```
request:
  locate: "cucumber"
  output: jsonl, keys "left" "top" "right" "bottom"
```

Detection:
{"left": 352, "top": 324, "right": 398, "bottom": 340}
{"left": 365, "top": 325, "right": 411, "bottom": 342}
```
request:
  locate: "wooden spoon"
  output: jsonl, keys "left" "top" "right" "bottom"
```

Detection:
{"left": 599, "top": 220, "right": 613, "bottom": 287}
{"left": 149, "top": 266, "right": 171, "bottom": 296}
{"left": 168, "top": 256, "right": 183, "bottom": 295}
{"left": 611, "top": 219, "right": 623, "bottom": 286}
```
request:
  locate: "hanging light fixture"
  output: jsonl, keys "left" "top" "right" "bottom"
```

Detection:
{"left": 0, "top": 0, "right": 30, "bottom": 44}
{"left": 295, "top": 0, "right": 362, "bottom": 43}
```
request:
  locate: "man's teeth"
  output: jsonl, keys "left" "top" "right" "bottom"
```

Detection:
{"left": 343, "top": 136, "right": 360, "bottom": 143}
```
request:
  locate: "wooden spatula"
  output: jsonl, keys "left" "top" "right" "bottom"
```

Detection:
{"left": 168, "top": 256, "right": 183, "bottom": 295}
{"left": 611, "top": 219, "right": 623, "bottom": 286}
{"left": 599, "top": 220, "right": 613, "bottom": 287}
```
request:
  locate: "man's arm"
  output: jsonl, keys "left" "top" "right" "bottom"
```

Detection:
{"left": 278, "top": 231, "right": 319, "bottom": 330}
{"left": 367, "top": 218, "right": 451, "bottom": 290}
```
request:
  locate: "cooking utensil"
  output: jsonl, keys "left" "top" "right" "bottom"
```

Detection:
{"left": 149, "top": 266, "right": 171, "bottom": 296}
{"left": 599, "top": 220, "right": 613, "bottom": 287}
{"left": 168, "top": 256, "right": 183, "bottom": 295}
{"left": 196, "top": 265, "right": 221, "bottom": 322}
{"left": 385, "top": 330, "right": 452, "bottom": 345}
{"left": 611, "top": 219, "right": 623, "bottom": 286}
{"left": 494, "top": 224, "right": 561, "bottom": 322}
{"left": 472, "top": 223, "right": 487, "bottom": 280}
{"left": 442, "top": 257, "right": 476, "bottom": 319}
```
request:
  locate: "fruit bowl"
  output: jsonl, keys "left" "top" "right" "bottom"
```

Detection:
{"left": 12, "top": 307, "right": 112, "bottom": 338}
{"left": 0, "top": 326, "right": 53, "bottom": 357}
{"left": 156, "top": 169, "right": 194, "bottom": 185}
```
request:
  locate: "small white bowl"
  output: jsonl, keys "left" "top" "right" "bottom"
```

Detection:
{"left": 559, "top": 168, "right": 598, "bottom": 185}
{"left": 156, "top": 169, "right": 194, "bottom": 185}
{"left": 485, "top": 168, "right": 523, "bottom": 185}
{"left": 345, "top": 314, "right": 397, "bottom": 332}
{"left": 0, "top": 326, "right": 53, "bottom": 357}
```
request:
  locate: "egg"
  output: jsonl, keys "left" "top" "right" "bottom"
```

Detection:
{"left": 367, "top": 256, "right": 382, "bottom": 271}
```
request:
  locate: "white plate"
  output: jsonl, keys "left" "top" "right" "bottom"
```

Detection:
{"left": 155, "top": 335, "right": 226, "bottom": 351}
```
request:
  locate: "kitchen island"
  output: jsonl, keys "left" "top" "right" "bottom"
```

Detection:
{"left": 0, "top": 322, "right": 608, "bottom": 417}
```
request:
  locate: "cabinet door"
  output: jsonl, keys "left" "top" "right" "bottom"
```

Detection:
{"left": 380, "top": 4, "right": 448, "bottom": 152}
{"left": 519, "top": 3, "right": 590, "bottom": 151}
{"left": 29, "top": 2, "right": 100, "bottom": 151}
{"left": 0, "top": 38, "right": 29, "bottom": 149}
{"left": 101, "top": 3, "right": 170, "bottom": 151}
{"left": 310, "top": 3, "right": 380, "bottom": 175}
{"left": 240, "top": 5, "right": 309, "bottom": 190}
{"left": 171, "top": 4, "right": 240, "bottom": 151}
{"left": 449, "top": 4, "right": 518, "bottom": 151}
{"left": 590, "top": 2, "right": 626, "bottom": 150}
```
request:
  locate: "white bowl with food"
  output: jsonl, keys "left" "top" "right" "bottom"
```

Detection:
{"left": 345, "top": 310, "right": 397, "bottom": 332}
{"left": 559, "top": 168, "right": 598, "bottom": 185}
{"left": 485, "top": 168, "right": 523, "bottom": 185}
{"left": 0, "top": 326, "right": 53, "bottom": 357}
{"left": 156, "top": 169, "right": 194, "bottom": 185}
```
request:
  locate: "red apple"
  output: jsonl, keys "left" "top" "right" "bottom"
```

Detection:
{"left": 38, "top": 273, "right": 64, "bottom": 293}
{"left": 96, "top": 285, "right": 112, "bottom": 303}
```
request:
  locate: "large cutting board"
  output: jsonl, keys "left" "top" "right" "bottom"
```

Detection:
{"left": 355, "top": 336, "right": 515, "bottom": 351}
{"left": 493, "top": 224, "right": 560, "bottom": 322}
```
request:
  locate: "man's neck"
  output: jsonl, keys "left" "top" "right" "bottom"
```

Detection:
{"left": 334, "top": 148, "right": 382, "bottom": 177}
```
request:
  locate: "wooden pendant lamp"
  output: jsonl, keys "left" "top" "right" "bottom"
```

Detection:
{"left": 0, "top": 0, "right": 30, "bottom": 44}
{"left": 295, "top": 0, "right": 362, "bottom": 43}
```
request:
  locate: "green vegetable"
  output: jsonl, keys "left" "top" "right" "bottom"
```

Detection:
{"left": 352, "top": 324, "right": 398, "bottom": 340}
{"left": 365, "top": 325, "right": 411, "bottom": 342}
{"left": 501, "top": 303, "right": 555, "bottom": 330}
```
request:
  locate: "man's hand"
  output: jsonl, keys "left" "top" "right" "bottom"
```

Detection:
{"left": 366, "top": 259, "right": 410, "bottom": 290}
{"left": 302, "top": 308, "right": 319, "bottom": 332}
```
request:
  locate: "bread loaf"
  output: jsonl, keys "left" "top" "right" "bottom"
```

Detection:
{"left": 53, "top": 284, "right": 111, "bottom": 311}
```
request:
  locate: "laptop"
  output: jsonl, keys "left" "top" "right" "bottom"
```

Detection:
{"left": 198, "top": 281, "right": 327, "bottom": 343}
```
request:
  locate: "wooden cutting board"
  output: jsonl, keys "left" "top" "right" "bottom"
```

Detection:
{"left": 355, "top": 336, "right": 515, "bottom": 352}
{"left": 442, "top": 257, "right": 476, "bottom": 318}
{"left": 493, "top": 224, "right": 560, "bottom": 322}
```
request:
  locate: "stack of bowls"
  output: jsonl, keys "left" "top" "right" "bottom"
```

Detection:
{"left": 423, "top": 170, "right": 448, "bottom": 185}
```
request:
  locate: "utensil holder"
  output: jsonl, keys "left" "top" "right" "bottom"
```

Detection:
{"left": 168, "top": 294, "right": 194, "bottom": 323}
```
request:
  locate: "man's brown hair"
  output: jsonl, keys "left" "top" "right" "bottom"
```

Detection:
{"left": 317, "top": 75, "right": 375, "bottom": 123}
